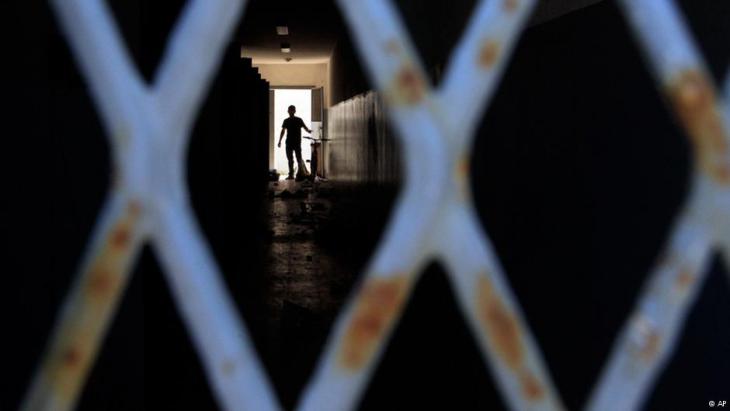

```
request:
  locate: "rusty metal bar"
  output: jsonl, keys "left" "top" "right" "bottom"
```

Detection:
{"left": 589, "top": 0, "right": 730, "bottom": 410}
{"left": 435, "top": 203, "right": 565, "bottom": 411}
{"left": 20, "top": 1, "right": 150, "bottom": 409}
{"left": 431, "top": 3, "right": 566, "bottom": 406}
{"left": 153, "top": 0, "right": 249, "bottom": 141}
{"left": 151, "top": 201, "right": 281, "bottom": 411}
{"left": 587, "top": 209, "right": 713, "bottom": 411}
{"left": 24, "top": 1, "right": 284, "bottom": 410}
{"left": 144, "top": 10, "right": 283, "bottom": 407}
{"left": 21, "top": 193, "right": 146, "bottom": 411}
{"left": 29, "top": 0, "right": 729, "bottom": 409}
{"left": 46, "top": 0, "right": 147, "bottom": 166}
{"left": 297, "top": 1, "right": 445, "bottom": 409}
{"left": 438, "top": 0, "right": 537, "bottom": 147}
{"left": 299, "top": 1, "right": 565, "bottom": 410}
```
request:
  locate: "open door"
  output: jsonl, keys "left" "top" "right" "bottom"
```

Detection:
{"left": 311, "top": 87, "right": 324, "bottom": 122}
{"left": 311, "top": 87, "right": 325, "bottom": 177}
{"left": 272, "top": 88, "right": 313, "bottom": 178}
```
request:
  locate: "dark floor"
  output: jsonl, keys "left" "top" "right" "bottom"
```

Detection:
{"left": 258, "top": 180, "right": 512, "bottom": 411}
{"left": 261, "top": 179, "right": 398, "bottom": 408}
{"left": 257, "top": 177, "right": 730, "bottom": 411}
{"left": 6, "top": 174, "right": 727, "bottom": 411}
{"left": 262, "top": 179, "right": 356, "bottom": 407}
{"left": 258, "top": 180, "right": 511, "bottom": 411}
{"left": 264, "top": 179, "right": 354, "bottom": 325}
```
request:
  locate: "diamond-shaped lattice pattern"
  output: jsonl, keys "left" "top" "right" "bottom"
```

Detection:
{"left": 22, "top": 0, "right": 730, "bottom": 410}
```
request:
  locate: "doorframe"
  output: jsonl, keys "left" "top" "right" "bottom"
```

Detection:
{"left": 269, "top": 86, "right": 319, "bottom": 171}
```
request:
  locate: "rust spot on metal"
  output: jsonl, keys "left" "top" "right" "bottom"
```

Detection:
{"left": 716, "top": 163, "right": 730, "bottom": 182}
{"left": 639, "top": 329, "right": 661, "bottom": 362}
{"left": 476, "top": 276, "right": 524, "bottom": 369}
{"left": 519, "top": 369, "right": 545, "bottom": 401}
{"left": 49, "top": 342, "right": 89, "bottom": 399}
{"left": 111, "top": 227, "right": 131, "bottom": 248}
{"left": 667, "top": 70, "right": 730, "bottom": 184}
{"left": 339, "top": 275, "right": 409, "bottom": 370}
{"left": 504, "top": 0, "right": 519, "bottom": 12}
{"left": 62, "top": 346, "right": 82, "bottom": 369}
{"left": 456, "top": 158, "right": 470, "bottom": 180}
{"left": 88, "top": 269, "right": 116, "bottom": 299}
{"left": 455, "top": 158, "right": 472, "bottom": 200}
{"left": 389, "top": 65, "right": 426, "bottom": 106}
{"left": 631, "top": 316, "right": 661, "bottom": 362}
{"left": 478, "top": 41, "right": 500, "bottom": 69}
{"left": 675, "top": 268, "right": 694, "bottom": 290}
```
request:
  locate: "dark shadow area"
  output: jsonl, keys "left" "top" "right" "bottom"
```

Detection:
{"left": 1, "top": 2, "right": 119, "bottom": 409}
{"left": 676, "top": 0, "right": 730, "bottom": 85}
{"left": 470, "top": 1, "right": 730, "bottom": 409}
{"left": 647, "top": 257, "right": 730, "bottom": 410}
{"left": 392, "top": 0, "right": 478, "bottom": 86}
{"left": 359, "top": 263, "right": 507, "bottom": 411}
{"left": 262, "top": 181, "right": 399, "bottom": 409}
{"left": 104, "top": 0, "right": 186, "bottom": 82}
{"left": 141, "top": 247, "right": 219, "bottom": 410}
{"left": 0, "top": 0, "right": 269, "bottom": 409}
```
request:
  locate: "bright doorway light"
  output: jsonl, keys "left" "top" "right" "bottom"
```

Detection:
{"left": 274, "top": 89, "right": 312, "bottom": 178}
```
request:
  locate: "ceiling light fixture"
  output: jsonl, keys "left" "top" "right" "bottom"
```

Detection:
{"left": 276, "top": 26, "right": 289, "bottom": 35}
{"left": 281, "top": 42, "right": 291, "bottom": 53}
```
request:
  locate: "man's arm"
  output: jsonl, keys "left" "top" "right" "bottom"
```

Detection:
{"left": 301, "top": 118, "right": 311, "bottom": 134}
{"left": 278, "top": 128, "right": 285, "bottom": 147}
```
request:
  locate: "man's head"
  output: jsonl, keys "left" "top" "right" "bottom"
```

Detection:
{"left": 288, "top": 105, "right": 296, "bottom": 116}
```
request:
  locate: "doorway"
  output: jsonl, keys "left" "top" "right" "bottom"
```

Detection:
{"left": 273, "top": 88, "right": 312, "bottom": 178}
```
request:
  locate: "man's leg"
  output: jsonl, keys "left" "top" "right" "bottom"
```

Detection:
{"left": 286, "top": 144, "right": 294, "bottom": 178}
{"left": 294, "top": 145, "right": 306, "bottom": 175}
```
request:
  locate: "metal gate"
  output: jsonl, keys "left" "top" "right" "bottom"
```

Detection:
{"left": 21, "top": 0, "right": 730, "bottom": 410}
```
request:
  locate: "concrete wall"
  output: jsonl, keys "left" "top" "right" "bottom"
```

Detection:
{"left": 323, "top": 0, "right": 485, "bottom": 184}
{"left": 325, "top": 91, "right": 400, "bottom": 183}
{"left": 321, "top": 0, "right": 614, "bottom": 185}
{"left": 255, "top": 63, "right": 330, "bottom": 106}
{"left": 328, "top": 33, "right": 369, "bottom": 107}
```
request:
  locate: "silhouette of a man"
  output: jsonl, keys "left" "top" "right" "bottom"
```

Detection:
{"left": 278, "top": 105, "right": 311, "bottom": 180}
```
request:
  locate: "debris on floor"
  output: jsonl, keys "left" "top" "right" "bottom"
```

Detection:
{"left": 261, "top": 178, "right": 399, "bottom": 408}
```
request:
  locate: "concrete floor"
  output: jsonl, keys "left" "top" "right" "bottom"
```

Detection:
{"left": 263, "top": 179, "right": 364, "bottom": 407}
{"left": 264, "top": 179, "right": 354, "bottom": 325}
{"left": 259, "top": 180, "right": 511, "bottom": 411}
{"left": 258, "top": 179, "right": 509, "bottom": 410}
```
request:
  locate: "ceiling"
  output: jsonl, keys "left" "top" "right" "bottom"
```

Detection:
{"left": 238, "top": 0, "right": 341, "bottom": 64}
{"left": 238, "top": 0, "right": 606, "bottom": 65}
